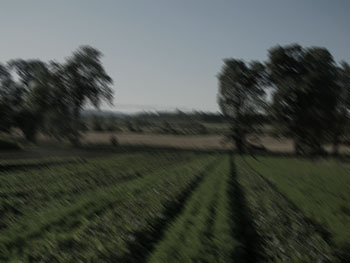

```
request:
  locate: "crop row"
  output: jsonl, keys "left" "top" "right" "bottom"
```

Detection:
{"left": 0, "top": 151, "right": 195, "bottom": 231}
{"left": 235, "top": 155, "right": 339, "bottom": 262}
{"left": 240, "top": 155, "right": 350, "bottom": 249}
{"left": 148, "top": 155, "right": 235, "bottom": 263}
{"left": 0, "top": 152, "right": 196, "bottom": 236}
{"left": 1, "top": 154, "right": 219, "bottom": 262}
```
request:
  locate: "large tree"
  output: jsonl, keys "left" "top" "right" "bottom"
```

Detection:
{"left": 268, "top": 44, "right": 338, "bottom": 155}
{"left": 217, "top": 59, "right": 267, "bottom": 153}
{"left": 62, "top": 46, "right": 113, "bottom": 144}
{"left": 332, "top": 62, "right": 350, "bottom": 155}
{"left": 7, "top": 59, "right": 50, "bottom": 141}
{"left": 0, "top": 46, "right": 114, "bottom": 144}
{"left": 0, "top": 63, "right": 19, "bottom": 132}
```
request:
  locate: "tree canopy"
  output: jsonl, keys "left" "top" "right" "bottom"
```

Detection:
{"left": 0, "top": 46, "right": 114, "bottom": 143}
{"left": 217, "top": 59, "right": 267, "bottom": 153}
{"left": 218, "top": 44, "right": 349, "bottom": 156}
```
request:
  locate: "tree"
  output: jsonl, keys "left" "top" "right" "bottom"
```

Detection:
{"left": 7, "top": 59, "right": 50, "bottom": 141}
{"left": 332, "top": 62, "right": 350, "bottom": 155}
{"left": 0, "top": 63, "right": 17, "bottom": 132}
{"left": 217, "top": 59, "right": 267, "bottom": 153}
{"left": 39, "top": 61, "right": 76, "bottom": 141}
{"left": 268, "top": 44, "right": 338, "bottom": 155}
{"left": 0, "top": 46, "right": 114, "bottom": 144}
{"left": 62, "top": 46, "right": 113, "bottom": 144}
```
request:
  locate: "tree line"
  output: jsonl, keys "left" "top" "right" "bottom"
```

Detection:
{"left": 218, "top": 43, "right": 350, "bottom": 156}
{"left": 0, "top": 46, "right": 113, "bottom": 144}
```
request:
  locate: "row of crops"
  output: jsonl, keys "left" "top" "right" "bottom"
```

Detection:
{"left": 0, "top": 152, "right": 222, "bottom": 261}
{"left": 149, "top": 156, "right": 234, "bottom": 262}
{"left": 1, "top": 151, "right": 349, "bottom": 262}
{"left": 236, "top": 155, "right": 350, "bottom": 262}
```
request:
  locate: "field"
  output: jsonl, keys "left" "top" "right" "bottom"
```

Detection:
{"left": 3, "top": 129, "right": 350, "bottom": 161}
{"left": 236, "top": 155, "right": 350, "bottom": 261}
{"left": 0, "top": 149, "right": 349, "bottom": 262}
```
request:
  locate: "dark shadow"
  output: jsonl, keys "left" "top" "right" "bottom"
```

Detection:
{"left": 336, "top": 243, "right": 350, "bottom": 263}
{"left": 0, "top": 158, "right": 86, "bottom": 172}
{"left": 228, "top": 154, "right": 265, "bottom": 262}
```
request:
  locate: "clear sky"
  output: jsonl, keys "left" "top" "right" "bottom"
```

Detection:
{"left": 0, "top": 0, "right": 349, "bottom": 113}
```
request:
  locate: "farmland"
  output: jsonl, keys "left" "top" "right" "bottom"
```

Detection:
{"left": 236, "top": 155, "right": 350, "bottom": 261}
{"left": 0, "top": 149, "right": 349, "bottom": 262}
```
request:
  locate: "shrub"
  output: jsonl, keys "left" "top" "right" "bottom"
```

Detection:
{"left": 110, "top": 135, "right": 119, "bottom": 147}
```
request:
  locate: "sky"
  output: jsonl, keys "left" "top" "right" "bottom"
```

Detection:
{"left": 0, "top": 0, "right": 349, "bottom": 113}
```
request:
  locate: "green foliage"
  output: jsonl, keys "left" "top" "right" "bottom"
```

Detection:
{"left": 217, "top": 59, "right": 267, "bottom": 153}
{"left": 332, "top": 62, "right": 350, "bottom": 155}
{"left": 0, "top": 46, "right": 114, "bottom": 144}
{"left": 268, "top": 44, "right": 339, "bottom": 155}
{"left": 0, "top": 63, "right": 23, "bottom": 133}
{"left": 14, "top": 107, "right": 41, "bottom": 142}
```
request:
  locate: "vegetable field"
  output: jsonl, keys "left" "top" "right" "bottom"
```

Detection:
{"left": 0, "top": 150, "right": 349, "bottom": 262}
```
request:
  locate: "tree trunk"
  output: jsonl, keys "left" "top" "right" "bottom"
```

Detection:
{"left": 294, "top": 138, "right": 302, "bottom": 156}
{"left": 235, "top": 137, "right": 244, "bottom": 154}
{"left": 234, "top": 129, "right": 246, "bottom": 154}
{"left": 70, "top": 106, "right": 81, "bottom": 146}
{"left": 332, "top": 134, "right": 340, "bottom": 156}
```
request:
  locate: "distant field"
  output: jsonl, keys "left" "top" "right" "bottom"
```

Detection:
{"left": 84, "top": 132, "right": 350, "bottom": 154}
{"left": 85, "top": 132, "right": 231, "bottom": 149}
{"left": 2, "top": 130, "right": 350, "bottom": 160}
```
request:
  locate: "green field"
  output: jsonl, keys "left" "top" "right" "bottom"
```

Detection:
{"left": 236, "top": 155, "right": 350, "bottom": 261}
{"left": 0, "top": 150, "right": 349, "bottom": 262}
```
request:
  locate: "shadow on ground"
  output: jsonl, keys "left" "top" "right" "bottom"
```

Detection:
{"left": 228, "top": 155, "right": 265, "bottom": 262}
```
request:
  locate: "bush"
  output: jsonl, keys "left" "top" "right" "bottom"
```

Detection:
{"left": 110, "top": 135, "right": 119, "bottom": 147}
{"left": 0, "top": 138, "right": 22, "bottom": 150}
